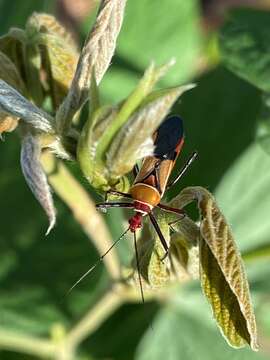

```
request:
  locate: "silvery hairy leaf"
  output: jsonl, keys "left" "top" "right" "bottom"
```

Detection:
{"left": 56, "top": 0, "right": 127, "bottom": 133}
{"left": 21, "top": 132, "right": 56, "bottom": 235}
{"left": 169, "top": 186, "right": 258, "bottom": 350}
{"left": 0, "top": 79, "right": 53, "bottom": 133}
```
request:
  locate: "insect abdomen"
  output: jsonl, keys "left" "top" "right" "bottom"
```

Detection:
{"left": 130, "top": 183, "right": 161, "bottom": 208}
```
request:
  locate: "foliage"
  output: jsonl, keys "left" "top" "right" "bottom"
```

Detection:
{"left": 0, "top": 1, "right": 270, "bottom": 360}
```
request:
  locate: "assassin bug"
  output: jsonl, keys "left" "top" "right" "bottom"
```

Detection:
{"left": 68, "top": 115, "right": 197, "bottom": 294}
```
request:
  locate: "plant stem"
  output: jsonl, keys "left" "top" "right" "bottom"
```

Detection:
{"left": 65, "top": 289, "right": 124, "bottom": 350}
{"left": 41, "top": 151, "right": 121, "bottom": 280}
{"left": 0, "top": 330, "right": 55, "bottom": 358}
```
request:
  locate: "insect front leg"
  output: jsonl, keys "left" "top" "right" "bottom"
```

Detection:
{"left": 104, "top": 189, "right": 132, "bottom": 201}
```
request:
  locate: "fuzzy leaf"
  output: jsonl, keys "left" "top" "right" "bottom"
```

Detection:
{"left": 0, "top": 28, "right": 26, "bottom": 80}
{"left": 219, "top": 8, "right": 270, "bottom": 92}
{"left": 256, "top": 93, "right": 270, "bottom": 155}
{"left": 56, "top": 0, "right": 126, "bottom": 133}
{"left": 78, "top": 105, "right": 122, "bottom": 191}
{"left": 0, "top": 50, "right": 25, "bottom": 92}
{"left": 0, "top": 79, "right": 53, "bottom": 133}
{"left": 107, "top": 85, "right": 194, "bottom": 178}
{"left": 26, "top": 12, "right": 77, "bottom": 48}
{"left": 136, "top": 296, "right": 264, "bottom": 360}
{"left": 0, "top": 50, "right": 25, "bottom": 134}
{"left": 77, "top": 62, "right": 181, "bottom": 192}
{"left": 20, "top": 132, "right": 56, "bottom": 234}
{"left": 139, "top": 211, "right": 170, "bottom": 289}
{"left": 169, "top": 232, "right": 199, "bottom": 281}
{"left": 0, "top": 26, "right": 44, "bottom": 106}
{"left": 26, "top": 13, "right": 79, "bottom": 110}
{"left": 167, "top": 215, "right": 200, "bottom": 281}
{"left": 95, "top": 61, "right": 176, "bottom": 161}
{"left": 170, "top": 186, "right": 258, "bottom": 350}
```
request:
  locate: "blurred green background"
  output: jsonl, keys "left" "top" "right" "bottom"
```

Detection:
{"left": 1, "top": 0, "right": 270, "bottom": 359}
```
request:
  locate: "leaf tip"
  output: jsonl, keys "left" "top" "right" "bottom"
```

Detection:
{"left": 45, "top": 214, "right": 56, "bottom": 236}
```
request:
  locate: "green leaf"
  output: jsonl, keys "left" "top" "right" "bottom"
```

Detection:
{"left": 77, "top": 63, "right": 182, "bottom": 192}
{"left": 77, "top": 105, "right": 122, "bottom": 191}
{"left": 26, "top": 13, "right": 79, "bottom": 110}
{"left": 215, "top": 143, "right": 270, "bottom": 252}
{"left": 170, "top": 187, "right": 258, "bottom": 350}
{"left": 0, "top": 140, "right": 111, "bottom": 341}
{"left": 106, "top": 85, "right": 194, "bottom": 180}
{"left": 219, "top": 8, "right": 270, "bottom": 92}
{"left": 0, "top": 50, "right": 25, "bottom": 134}
{"left": 136, "top": 297, "right": 265, "bottom": 360}
{"left": 117, "top": 0, "right": 201, "bottom": 84}
{"left": 256, "top": 93, "right": 270, "bottom": 155}
{"left": 95, "top": 62, "right": 175, "bottom": 163}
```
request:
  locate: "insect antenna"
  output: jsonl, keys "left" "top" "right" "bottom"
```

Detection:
{"left": 166, "top": 151, "right": 198, "bottom": 190}
{"left": 133, "top": 231, "right": 145, "bottom": 304}
{"left": 66, "top": 227, "right": 130, "bottom": 295}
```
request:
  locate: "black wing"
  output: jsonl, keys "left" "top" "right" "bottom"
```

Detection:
{"left": 154, "top": 115, "right": 184, "bottom": 160}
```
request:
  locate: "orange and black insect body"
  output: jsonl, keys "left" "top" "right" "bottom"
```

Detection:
{"left": 96, "top": 115, "right": 197, "bottom": 257}
{"left": 67, "top": 116, "right": 198, "bottom": 294}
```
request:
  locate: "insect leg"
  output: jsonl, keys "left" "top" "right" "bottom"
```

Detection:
{"left": 166, "top": 151, "right": 198, "bottom": 190}
{"left": 105, "top": 189, "right": 132, "bottom": 201}
{"left": 133, "top": 231, "right": 145, "bottom": 304}
{"left": 158, "top": 203, "right": 185, "bottom": 217}
{"left": 148, "top": 212, "right": 169, "bottom": 258}
{"left": 133, "top": 164, "right": 140, "bottom": 178}
{"left": 168, "top": 217, "right": 185, "bottom": 233}
{"left": 96, "top": 202, "right": 134, "bottom": 211}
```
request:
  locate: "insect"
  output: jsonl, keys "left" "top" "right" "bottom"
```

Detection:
{"left": 96, "top": 115, "right": 197, "bottom": 257}
{"left": 68, "top": 115, "right": 197, "bottom": 294}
